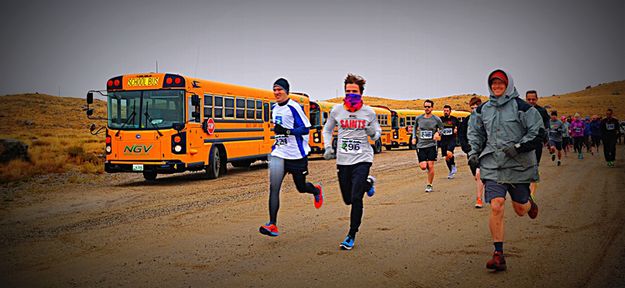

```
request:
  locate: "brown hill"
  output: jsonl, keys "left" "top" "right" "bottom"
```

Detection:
{"left": 325, "top": 80, "right": 625, "bottom": 117}
{"left": 538, "top": 80, "right": 625, "bottom": 117}
{"left": 324, "top": 94, "right": 488, "bottom": 112}
{"left": 0, "top": 93, "right": 107, "bottom": 182}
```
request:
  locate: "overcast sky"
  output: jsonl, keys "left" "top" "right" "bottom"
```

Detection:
{"left": 1, "top": 0, "right": 623, "bottom": 101}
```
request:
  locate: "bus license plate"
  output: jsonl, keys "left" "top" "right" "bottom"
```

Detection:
{"left": 132, "top": 164, "right": 144, "bottom": 172}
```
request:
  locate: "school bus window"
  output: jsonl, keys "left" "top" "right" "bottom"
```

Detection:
{"left": 256, "top": 100, "right": 262, "bottom": 120}
{"left": 225, "top": 97, "right": 235, "bottom": 118}
{"left": 322, "top": 112, "right": 328, "bottom": 125}
{"left": 310, "top": 108, "right": 320, "bottom": 127}
{"left": 246, "top": 99, "right": 255, "bottom": 119}
{"left": 236, "top": 98, "right": 245, "bottom": 119}
{"left": 263, "top": 103, "right": 270, "bottom": 122}
{"left": 214, "top": 96, "right": 223, "bottom": 118}
{"left": 204, "top": 94, "right": 213, "bottom": 118}
{"left": 400, "top": 118, "right": 406, "bottom": 127}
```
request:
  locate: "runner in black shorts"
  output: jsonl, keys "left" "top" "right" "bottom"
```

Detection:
{"left": 259, "top": 78, "right": 322, "bottom": 237}
{"left": 547, "top": 111, "right": 564, "bottom": 166}
{"left": 439, "top": 105, "right": 460, "bottom": 179}
{"left": 411, "top": 100, "right": 444, "bottom": 193}
{"left": 459, "top": 96, "right": 485, "bottom": 208}
{"left": 525, "top": 90, "right": 549, "bottom": 196}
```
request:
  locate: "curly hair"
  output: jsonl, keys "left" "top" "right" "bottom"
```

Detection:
{"left": 344, "top": 74, "right": 366, "bottom": 94}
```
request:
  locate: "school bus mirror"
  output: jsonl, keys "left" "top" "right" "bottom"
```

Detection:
{"left": 87, "top": 92, "right": 93, "bottom": 104}
{"left": 86, "top": 109, "right": 93, "bottom": 116}
{"left": 192, "top": 111, "right": 200, "bottom": 121}
{"left": 191, "top": 94, "right": 200, "bottom": 106}
{"left": 172, "top": 122, "right": 185, "bottom": 131}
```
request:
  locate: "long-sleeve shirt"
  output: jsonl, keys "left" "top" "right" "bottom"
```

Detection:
{"left": 270, "top": 99, "right": 311, "bottom": 159}
{"left": 323, "top": 104, "right": 381, "bottom": 165}
{"left": 569, "top": 120, "right": 585, "bottom": 137}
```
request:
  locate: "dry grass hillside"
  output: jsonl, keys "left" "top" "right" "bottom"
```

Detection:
{"left": 0, "top": 93, "right": 107, "bottom": 183}
{"left": 1, "top": 80, "right": 623, "bottom": 183}
{"left": 325, "top": 80, "right": 625, "bottom": 117}
{"left": 538, "top": 80, "right": 625, "bottom": 117}
{"left": 324, "top": 95, "right": 489, "bottom": 112}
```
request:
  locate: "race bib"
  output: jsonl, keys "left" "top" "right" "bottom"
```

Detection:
{"left": 574, "top": 127, "right": 581, "bottom": 133}
{"left": 442, "top": 128, "right": 453, "bottom": 136}
{"left": 275, "top": 135, "right": 288, "bottom": 147}
{"left": 339, "top": 138, "right": 363, "bottom": 154}
{"left": 420, "top": 130, "right": 433, "bottom": 140}
{"left": 606, "top": 123, "right": 615, "bottom": 130}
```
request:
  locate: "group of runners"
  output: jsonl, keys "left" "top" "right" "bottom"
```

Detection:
{"left": 257, "top": 70, "right": 620, "bottom": 272}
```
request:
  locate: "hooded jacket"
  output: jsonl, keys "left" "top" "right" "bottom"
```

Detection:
{"left": 467, "top": 70, "right": 544, "bottom": 183}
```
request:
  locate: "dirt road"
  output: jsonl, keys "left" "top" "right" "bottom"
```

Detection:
{"left": 2, "top": 146, "right": 625, "bottom": 287}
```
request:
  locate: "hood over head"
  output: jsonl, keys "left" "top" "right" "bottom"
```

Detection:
{"left": 487, "top": 69, "right": 519, "bottom": 106}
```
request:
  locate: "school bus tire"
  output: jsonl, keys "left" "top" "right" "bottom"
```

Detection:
{"left": 143, "top": 171, "right": 157, "bottom": 181}
{"left": 373, "top": 139, "right": 383, "bottom": 154}
{"left": 206, "top": 145, "right": 227, "bottom": 179}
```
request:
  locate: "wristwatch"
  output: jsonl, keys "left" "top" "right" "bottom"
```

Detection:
{"left": 514, "top": 143, "right": 521, "bottom": 149}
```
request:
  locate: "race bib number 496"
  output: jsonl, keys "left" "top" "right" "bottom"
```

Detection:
{"left": 339, "top": 138, "right": 363, "bottom": 154}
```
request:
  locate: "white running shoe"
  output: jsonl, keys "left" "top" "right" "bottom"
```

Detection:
{"left": 425, "top": 184, "right": 433, "bottom": 193}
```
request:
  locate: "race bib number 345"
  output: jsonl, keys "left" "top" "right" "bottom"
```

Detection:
{"left": 420, "top": 130, "right": 433, "bottom": 140}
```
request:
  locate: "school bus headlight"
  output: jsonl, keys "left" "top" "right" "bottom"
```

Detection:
{"left": 105, "top": 146, "right": 112, "bottom": 153}
{"left": 314, "top": 137, "right": 320, "bottom": 142}
{"left": 174, "top": 145, "right": 182, "bottom": 153}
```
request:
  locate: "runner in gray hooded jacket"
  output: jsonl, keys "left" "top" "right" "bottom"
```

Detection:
{"left": 467, "top": 69, "right": 544, "bottom": 271}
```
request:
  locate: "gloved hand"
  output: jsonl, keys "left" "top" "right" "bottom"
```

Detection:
{"left": 461, "top": 144, "right": 471, "bottom": 154}
{"left": 468, "top": 153, "right": 479, "bottom": 169}
{"left": 503, "top": 145, "right": 518, "bottom": 158}
{"left": 323, "top": 147, "right": 335, "bottom": 160}
{"left": 273, "top": 124, "right": 289, "bottom": 135}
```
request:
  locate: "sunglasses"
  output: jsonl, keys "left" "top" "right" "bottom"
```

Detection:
{"left": 424, "top": 106, "right": 432, "bottom": 108}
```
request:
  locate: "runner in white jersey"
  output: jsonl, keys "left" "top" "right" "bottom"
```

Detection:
{"left": 259, "top": 78, "right": 323, "bottom": 237}
{"left": 322, "top": 74, "right": 381, "bottom": 250}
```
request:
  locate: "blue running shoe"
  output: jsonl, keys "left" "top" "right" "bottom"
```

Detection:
{"left": 340, "top": 235, "right": 355, "bottom": 250}
{"left": 366, "top": 176, "right": 376, "bottom": 197}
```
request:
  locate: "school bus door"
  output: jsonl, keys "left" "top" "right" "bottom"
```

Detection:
{"left": 261, "top": 101, "right": 273, "bottom": 155}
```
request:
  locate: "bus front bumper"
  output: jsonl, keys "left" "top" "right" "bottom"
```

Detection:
{"left": 105, "top": 160, "right": 205, "bottom": 174}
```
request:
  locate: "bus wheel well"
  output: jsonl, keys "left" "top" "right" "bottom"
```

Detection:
{"left": 206, "top": 144, "right": 227, "bottom": 179}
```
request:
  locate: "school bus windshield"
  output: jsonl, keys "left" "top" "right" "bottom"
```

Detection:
{"left": 108, "top": 90, "right": 184, "bottom": 130}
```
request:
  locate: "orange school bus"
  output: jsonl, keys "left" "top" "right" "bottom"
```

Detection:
{"left": 374, "top": 106, "right": 424, "bottom": 150}
{"left": 308, "top": 100, "right": 335, "bottom": 154}
{"left": 309, "top": 101, "right": 391, "bottom": 155}
{"left": 86, "top": 73, "right": 298, "bottom": 181}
